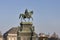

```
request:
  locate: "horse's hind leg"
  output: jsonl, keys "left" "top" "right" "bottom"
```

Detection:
{"left": 24, "top": 19, "right": 26, "bottom": 22}
{"left": 31, "top": 17, "right": 33, "bottom": 21}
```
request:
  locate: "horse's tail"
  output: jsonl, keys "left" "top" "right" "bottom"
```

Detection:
{"left": 19, "top": 14, "right": 22, "bottom": 19}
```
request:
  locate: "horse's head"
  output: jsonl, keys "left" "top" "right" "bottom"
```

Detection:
{"left": 30, "top": 11, "right": 33, "bottom": 14}
{"left": 24, "top": 9, "right": 33, "bottom": 16}
{"left": 28, "top": 11, "right": 33, "bottom": 17}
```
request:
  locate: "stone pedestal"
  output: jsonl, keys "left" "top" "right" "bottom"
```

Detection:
{"left": 20, "top": 22, "right": 33, "bottom": 32}
{"left": 17, "top": 22, "right": 37, "bottom": 40}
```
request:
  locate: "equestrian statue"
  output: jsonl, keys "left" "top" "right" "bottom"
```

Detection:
{"left": 19, "top": 9, "right": 33, "bottom": 22}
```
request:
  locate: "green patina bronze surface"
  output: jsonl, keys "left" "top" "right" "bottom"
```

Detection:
{"left": 19, "top": 9, "right": 33, "bottom": 22}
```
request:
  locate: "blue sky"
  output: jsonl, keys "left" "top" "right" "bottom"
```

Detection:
{"left": 0, "top": 0, "right": 60, "bottom": 36}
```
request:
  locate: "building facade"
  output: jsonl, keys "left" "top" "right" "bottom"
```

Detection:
{"left": 3, "top": 27, "right": 18, "bottom": 40}
{"left": 0, "top": 32, "right": 3, "bottom": 40}
{"left": 38, "top": 33, "right": 49, "bottom": 40}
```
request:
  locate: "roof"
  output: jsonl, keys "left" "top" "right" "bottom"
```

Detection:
{"left": 51, "top": 32, "right": 58, "bottom": 38}
{"left": 39, "top": 33, "right": 49, "bottom": 37}
{"left": 5, "top": 27, "right": 18, "bottom": 34}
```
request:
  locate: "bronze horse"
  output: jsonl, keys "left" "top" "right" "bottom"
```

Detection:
{"left": 19, "top": 9, "right": 33, "bottom": 22}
